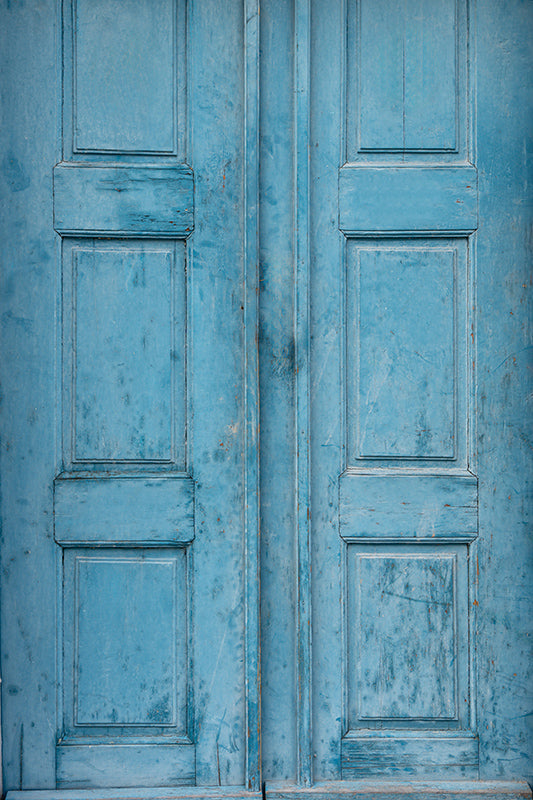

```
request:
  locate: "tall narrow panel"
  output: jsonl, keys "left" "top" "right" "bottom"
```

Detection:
{"left": 74, "top": 0, "right": 176, "bottom": 153}
{"left": 352, "top": 247, "right": 455, "bottom": 459}
{"left": 73, "top": 246, "right": 181, "bottom": 464}
{"left": 356, "top": 554, "right": 457, "bottom": 721}
{"left": 358, "top": 0, "right": 457, "bottom": 151}
{"left": 75, "top": 556, "right": 178, "bottom": 726}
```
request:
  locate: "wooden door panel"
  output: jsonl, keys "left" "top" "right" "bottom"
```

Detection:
{"left": 0, "top": 0, "right": 261, "bottom": 793}
{"left": 346, "top": 0, "right": 470, "bottom": 160}
{"left": 307, "top": 0, "right": 481, "bottom": 781}
{"left": 53, "top": 1, "right": 195, "bottom": 785}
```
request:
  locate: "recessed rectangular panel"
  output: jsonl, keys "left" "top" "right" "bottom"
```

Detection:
{"left": 358, "top": 0, "right": 457, "bottom": 152}
{"left": 75, "top": 556, "right": 179, "bottom": 726}
{"left": 62, "top": 547, "right": 189, "bottom": 741}
{"left": 357, "top": 554, "right": 456, "bottom": 720}
{"left": 74, "top": 0, "right": 176, "bottom": 153}
{"left": 71, "top": 244, "right": 185, "bottom": 464}
{"left": 346, "top": 543, "right": 471, "bottom": 735}
{"left": 355, "top": 247, "right": 455, "bottom": 459}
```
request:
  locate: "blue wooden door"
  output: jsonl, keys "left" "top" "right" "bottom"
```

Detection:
{"left": 260, "top": 0, "right": 532, "bottom": 796}
{"left": 260, "top": 0, "right": 531, "bottom": 794}
{"left": 1, "top": 1, "right": 531, "bottom": 798}
{"left": 0, "top": 0, "right": 261, "bottom": 795}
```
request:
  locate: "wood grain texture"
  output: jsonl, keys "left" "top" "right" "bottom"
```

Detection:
{"left": 354, "top": 0, "right": 462, "bottom": 153}
{"left": 7, "top": 790, "right": 261, "bottom": 800}
{"left": 53, "top": 165, "right": 194, "bottom": 237}
{"left": 56, "top": 742, "right": 195, "bottom": 789}
{"left": 294, "top": 0, "right": 313, "bottom": 786}
{"left": 344, "top": 236, "right": 472, "bottom": 471}
{"left": 1, "top": 0, "right": 532, "bottom": 792}
{"left": 341, "top": 733, "right": 479, "bottom": 779}
{"left": 339, "top": 166, "right": 478, "bottom": 234}
{"left": 243, "top": 0, "right": 262, "bottom": 789}
{"left": 265, "top": 781, "right": 532, "bottom": 799}
{"left": 54, "top": 477, "right": 194, "bottom": 545}
{"left": 340, "top": 473, "right": 478, "bottom": 541}
{"left": 72, "top": 0, "right": 177, "bottom": 154}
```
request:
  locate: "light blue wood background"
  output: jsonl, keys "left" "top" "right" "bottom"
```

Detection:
{"left": 0, "top": 0, "right": 531, "bottom": 797}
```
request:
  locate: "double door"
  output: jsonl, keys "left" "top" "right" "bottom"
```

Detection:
{"left": 0, "top": 1, "right": 531, "bottom": 797}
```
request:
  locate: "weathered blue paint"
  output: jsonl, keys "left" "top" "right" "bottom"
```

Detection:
{"left": 0, "top": 0, "right": 531, "bottom": 798}
{"left": 294, "top": 0, "right": 313, "bottom": 788}
{"left": 6, "top": 791, "right": 262, "bottom": 800}
{"left": 243, "top": 0, "right": 262, "bottom": 790}
{"left": 1, "top": 0, "right": 261, "bottom": 795}
{"left": 265, "top": 780, "right": 533, "bottom": 799}
{"left": 53, "top": 165, "right": 194, "bottom": 238}
{"left": 339, "top": 166, "right": 478, "bottom": 235}
{"left": 304, "top": 0, "right": 531, "bottom": 792}
{"left": 259, "top": 0, "right": 298, "bottom": 783}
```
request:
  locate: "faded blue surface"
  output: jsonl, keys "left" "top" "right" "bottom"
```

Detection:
{"left": 0, "top": 0, "right": 531, "bottom": 797}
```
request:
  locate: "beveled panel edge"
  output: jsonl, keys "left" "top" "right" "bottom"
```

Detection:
{"left": 60, "top": 238, "right": 188, "bottom": 473}
{"left": 349, "top": 0, "right": 464, "bottom": 157}
{"left": 351, "top": 551, "right": 460, "bottom": 726}
{"left": 71, "top": 0, "right": 177, "bottom": 155}
{"left": 62, "top": 0, "right": 188, "bottom": 160}
{"left": 349, "top": 244, "right": 458, "bottom": 463}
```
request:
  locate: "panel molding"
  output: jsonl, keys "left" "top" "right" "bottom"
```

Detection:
{"left": 60, "top": 238, "right": 188, "bottom": 473}
{"left": 57, "top": 543, "right": 193, "bottom": 786}
{"left": 294, "top": 0, "right": 313, "bottom": 785}
{"left": 73, "top": 554, "right": 179, "bottom": 728}
{"left": 347, "top": 242, "right": 460, "bottom": 463}
{"left": 354, "top": 552, "right": 459, "bottom": 724}
{"left": 243, "top": 0, "right": 261, "bottom": 790}
{"left": 62, "top": 0, "right": 187, "bottom": 158}
{"left": 345, "top": 543, "right": 472, "bottom": 735}
{"left": 345, "top": 0, "right": 471, "bottom": 162}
